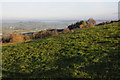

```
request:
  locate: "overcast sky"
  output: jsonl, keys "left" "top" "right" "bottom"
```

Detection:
{"left": 0, "top": 0, "right": 119, "bottom": 2}
{"left": 0, "top": 0, "right": 119, "bottom": 20}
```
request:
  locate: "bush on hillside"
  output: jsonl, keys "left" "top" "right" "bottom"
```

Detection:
{"left": 50, "top": 29, "right": 58, "bottom": 36}
{"left": 2, "top": 35, "right": 12, "bottom": 43}
{"left": 10, "top": 32, "right": 25, "bottom": 43}
{"left": 62, "top": 28, "right": 70, "bottom": 34}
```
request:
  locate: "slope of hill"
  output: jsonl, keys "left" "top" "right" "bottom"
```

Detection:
{"left": 2, "top": 22, "right": 120, "bottom": 79}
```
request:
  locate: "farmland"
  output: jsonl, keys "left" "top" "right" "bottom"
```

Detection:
{"left": 2, "top": 22, "right": 120, "bottom": 79}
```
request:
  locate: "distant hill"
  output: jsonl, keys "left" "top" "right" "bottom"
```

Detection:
{"left": 1, "top": 20, "right": 108, "bottom": 36}
{"left": 2, "top": 20, "right": 107, "bottom": 30}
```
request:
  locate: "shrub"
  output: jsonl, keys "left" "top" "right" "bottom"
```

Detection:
{"left": 79, "top": 25, "right": 84, "bottom": 28}
{"left": 24, "top": 34, "right": 31, "bottom": 40}
{"left": 10, "top": 32, "right": 25, "bottom": 43}
{"left": 2, "top": 35, "right": 12, "bottom": 43}
{"left": 41, "top": 30, "right": 52, "bottom": 38}
{"left": 88, "top": 18, "right": 96, "bottom": 27}
{"left": 62, "top": 28, "right": 70, "bottom": 34}
{"left": 51, "top": 29, "right": 58, "bottom": 36}
{"left": 88, "top": 18, "right": 96, "bottom": 25}
{"left": 33, "top": 32, "right": 42, "bottom": 39}
{"left": 88, "top": 23, "right": 94, "bottom": 27}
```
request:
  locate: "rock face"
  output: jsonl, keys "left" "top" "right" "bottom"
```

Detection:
{"left": 88, "top": 18, "right": 96, "bottom": 27}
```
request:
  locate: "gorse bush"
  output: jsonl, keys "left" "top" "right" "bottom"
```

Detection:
{"left": 2, "top": 22, "right": 120, "bottom": 79}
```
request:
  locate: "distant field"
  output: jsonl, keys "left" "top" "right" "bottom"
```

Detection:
{"left": 2, "top": 21, "right": 73, "bottom": 36}
{"left": 2, "top": 22, "right": 120, "bottom": 79}
{"left": 2, "top": 29, "right": 32, "bottom": 36}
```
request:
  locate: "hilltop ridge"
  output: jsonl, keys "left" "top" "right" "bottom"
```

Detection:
{"left": 2, "top": 18, "right": 119, "bottom": 44}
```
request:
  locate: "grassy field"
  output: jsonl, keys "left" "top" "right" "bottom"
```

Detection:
{"left": 2, "top": 22, "right": 120, "bottom": 79}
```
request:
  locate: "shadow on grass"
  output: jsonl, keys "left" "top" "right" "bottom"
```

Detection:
{"left": 2, "top": 48, "right": 120, "bottom": 79}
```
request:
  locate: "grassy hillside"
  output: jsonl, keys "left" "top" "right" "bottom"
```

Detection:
{"left": 2, "top": 22, "right": 120, "bottom": 79}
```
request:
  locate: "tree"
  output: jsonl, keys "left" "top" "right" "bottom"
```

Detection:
{"left": 88, "top": 18, "right": 96, "bottom": 27}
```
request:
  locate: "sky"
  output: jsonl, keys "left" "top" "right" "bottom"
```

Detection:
{"left": 0, "top": 0, "right": 119, "bottom": 2}
{"left": 0, "top": 0, "right": 119, "bottom": 21}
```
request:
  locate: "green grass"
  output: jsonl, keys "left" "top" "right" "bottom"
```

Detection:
{"left": 2, "top": 22, "right": 120, "bottom": 79}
